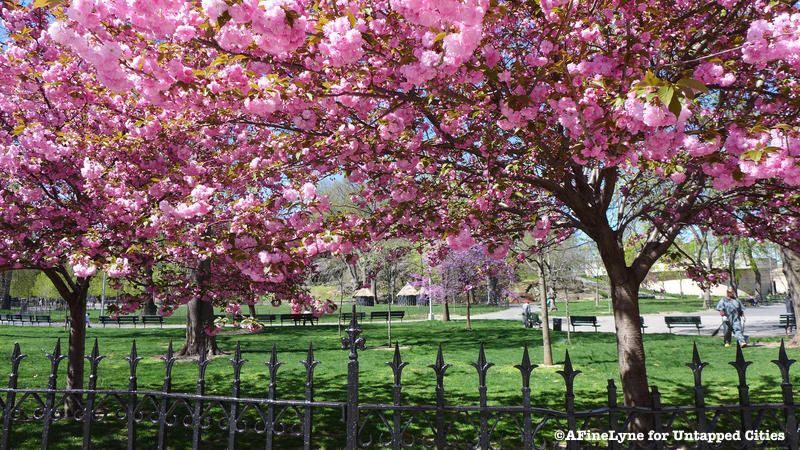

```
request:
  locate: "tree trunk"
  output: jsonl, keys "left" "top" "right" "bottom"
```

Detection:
{"left": 442, "top": 297, "right": 450, "bottom": 322}
{"left": 780, "top": 248, "right": 800, "bottom": 345}
{"left": 465, "top": 289, "right": 472, "bottom": 330}
{"left": 608, "top": 268, "right": 652, "bottom": 432}
{"left": 179, "top": 260, "right": 222, "bottom": 357}
{"left": 66, "top": 288, "right": 88, "bottom": 414}
{"left": 143, "top": 299, "right": 157, "bottom": 316}
{"left": 537, "top": 259, "right": 554, "bottom": 366}
{"left": 702, "top": 289, "right": 712, "bottom": 310}
{"left": 179, "top": 298, "right": 221, "bottom": 357}
{"left": 0, "top": 271, "right": 11, "bottom": 310}
{"left": 248, "top": 303, "right": 257, "bottom": 317}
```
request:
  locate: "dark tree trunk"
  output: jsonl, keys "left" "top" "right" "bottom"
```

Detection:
{"left": 179, "top": 260, "right": 222, "bottom": 357}
{"left": 465, "top": 289, "right": 473, "bottom": 330}
{"left": 179, "top": 298, "right": 221, "bottom": 357}
{"left": 780, "top": 248, "right": 800, "bottom": 345}
{"left": 0, "top": 271, "right": 11, "bottom": 310}
{"left": 442, "top": 297, "right": 450, "bottom": 322}
{"left": 143, "top": 299, "right": 157, "bottom": 315}
{"left": 536, "top": 259, "right": 554, "bottom": 366}
{"left": 41, "top": 269, "right": 90, "bottom": 416}
{"left": 607, "top": 265, "right": 652, "bottom": 434}
{"left": 248, "top": 303, "right": 257, "bottom": 317}
{"left": 66, "top": 288, "right": 88, "bottom": 414}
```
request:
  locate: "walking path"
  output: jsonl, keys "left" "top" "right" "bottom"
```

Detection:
{"left": 471, "top": 303, "right": 794, "bottom": 337}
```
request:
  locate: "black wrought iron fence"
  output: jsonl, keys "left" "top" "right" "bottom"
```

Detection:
{"left": 0, "top": 306, "right": 797, "bottom": 449}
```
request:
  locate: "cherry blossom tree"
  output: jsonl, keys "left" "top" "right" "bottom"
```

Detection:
{"left": 40, "top": 0, "right": 800, "bottom": 426}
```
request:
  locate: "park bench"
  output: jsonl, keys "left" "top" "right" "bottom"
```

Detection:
{"left": 280, "top": 313, "right": 318, "bottom": 326}
{"left": 254, "top": 314, "right": 276, "bottom": 325}
{"left": 33, "top": 315, "right": 52, "bottom": 326}
{"left": 142, "top": 315, "right": 164, "bottom": 327}
{"left": 570, "top": 316, "right": 599, "bottom": 332}
{"left": 370, "top": 311, "right": 405, "bottom": 322}
{"left": 11, "top": 314, "right": 23, "bottom": 324}
{"left": 640, "top": 316, "right": 647, "bottom": 334}
{"left": 339, "top": 312, "right": 366, "bottom": 324}
{"left": 99, "top": 315, "right": 138, "bottom": 327}
{"left": 780, "top": 314, "right": 796, "bottom": 334}
{"left": 664, "top": 316, "right": 702, "bottom": 334}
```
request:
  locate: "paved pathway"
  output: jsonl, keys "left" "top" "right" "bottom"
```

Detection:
{"left": 471, "top": 303, "right": 794, "bottom": 337}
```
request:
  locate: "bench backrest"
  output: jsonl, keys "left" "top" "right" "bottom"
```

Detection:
{"left": 665, "top": 316, "right": 701, "bottom": 324}
{"left": 390, "top": 311, "right": 404, "bottom": 317}
{"left": 118, "top": 316, "right": 137, "bottom": 321}
{"left": 570, "top": 316, "right": 597, "bottom": 323}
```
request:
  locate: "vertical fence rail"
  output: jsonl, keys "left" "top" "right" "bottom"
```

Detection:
{"left": 431, "top": 344, "right": 449, "bottom": 450}
{"left": 557, "top": 350, "right": 580, "bottom": 450}
{"left": 473, "top": 343, "right": 493, "bottom": 450}
{"left": 687, "top": 342, "right": 709, "bottom": 450}
{"left": 1, "top": 343, "right": 25, "bottom": 450}
{"left": 191, "top": 342, "right": 210, "bottom": 450}
{"left": 228, "top": 342, "right": 245, "bottom": 450}
{"left": 730, "top": 343, "right": 753, "bottom": 450}
{"left": 342, "top": 304, "right": 365, "bottom": 450}
{"left": 651, "top": 386, "right": 663, "bottom": 450}
{"left": 82, "top": 339, "right": 103, "bottom": 450}
{"left": 773, "top": 340, "right": 798, "bottom": 450}
{"left": 264, "top": 344, "right": 281, "bottom": 450}
{"left": 515, "top": 344, "right": 535, "bottom": 450}
{"left": 41, "top": 338, "right": 65, "bottom": 450}
{"left": 606, "top": 379, "right": 618, "bottom": 450}
{"left": 156, "top": 341, "right": 176, "bottom": 450}
{"left": 126, "top": 341, "right": 141, "bottom": 450}
{"left": 301, "top": 343, "right": 319, "bottom": 450}
{"left": 387, "top": 343, "right": 407, "bottom": 450}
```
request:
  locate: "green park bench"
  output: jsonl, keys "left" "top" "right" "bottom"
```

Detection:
{"left": 570, "top": 316, "right": 599, "bottom": 332}
{"left": 370, "top": 311, "right": 405, "bottom": 322}
{"left": 780, "top": 314, "right": 796, "bottom": 334}
{"left": 664, "top": 316, "right": 702, "bottom": 334}
{"left": 142, "top": 315, "right": 164, "bottom": 327}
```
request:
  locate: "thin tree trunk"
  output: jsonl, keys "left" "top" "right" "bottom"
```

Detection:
{"left": 702, "top": 289, "right": 712, "bottom": 309}
{"left": 780, "top": 247, "right": 800, "bottom": 345}
{"left": 0, "top": 271, "right": 11, "bottom": 310}
{"left": 537, "top": 258, "right": 554, "bottom": 366}
{"left": 248, "top": 303, "right": 257, "bottom": 317}
{"left": 442, "top": 297, "right": 450, "bottom": 322}
{"left": 465, "top": 289, "right": 472, "bottom": 330}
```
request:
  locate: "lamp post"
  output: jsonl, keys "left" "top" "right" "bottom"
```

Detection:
{"left": 100, "top": 271, "right": 107, "bottom": 314}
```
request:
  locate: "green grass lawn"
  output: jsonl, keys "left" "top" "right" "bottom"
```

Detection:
{"left": 0, "top": 320, "right": 795, "bottom": 448}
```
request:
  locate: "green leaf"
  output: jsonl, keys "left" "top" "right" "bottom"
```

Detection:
{"left": 676, "top": 78, "right": 710, "bottom": 94}
{"left": 433, "top": 31, "right": 448, "bottom": 43}
{"left": 657, "top": 85, "right": 674, "bottom": 107}
{"left": 668, "top": 95, "right": 682, "bottom": 118}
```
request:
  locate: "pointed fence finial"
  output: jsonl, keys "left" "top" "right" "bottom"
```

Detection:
{"left": 471, "top": 343, "right": 494, "bottom": 387}
{"left": 342, "top": 304, "right": 366, "bottom": 356}
{"left": 772, "top": 339, "right": 796, "bottom": 384}
{"left": 557, "top": 350, "right": 581, "bottom": 397}
{"left": 126, "top": 340, "right": 142, "bottom": 379}
{"left": 686, "top": 342, "right": 708, "bottom": 386}
{"left": 386, "top": 342, "right": 408, "bottom": 386}
{"left": 515, "top": 344, "right": 536, "bottom": 388}
{"left": 430, "top": 344, "right": 449, "bottom": 381}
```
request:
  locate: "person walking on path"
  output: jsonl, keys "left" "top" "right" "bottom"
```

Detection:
{"left": 716, "top": 288, "right": 746, "bottom": 347}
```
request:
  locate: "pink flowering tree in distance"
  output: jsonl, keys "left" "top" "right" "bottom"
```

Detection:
{"left": 38, "top": 0, "right": 800, "bottom": 425}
